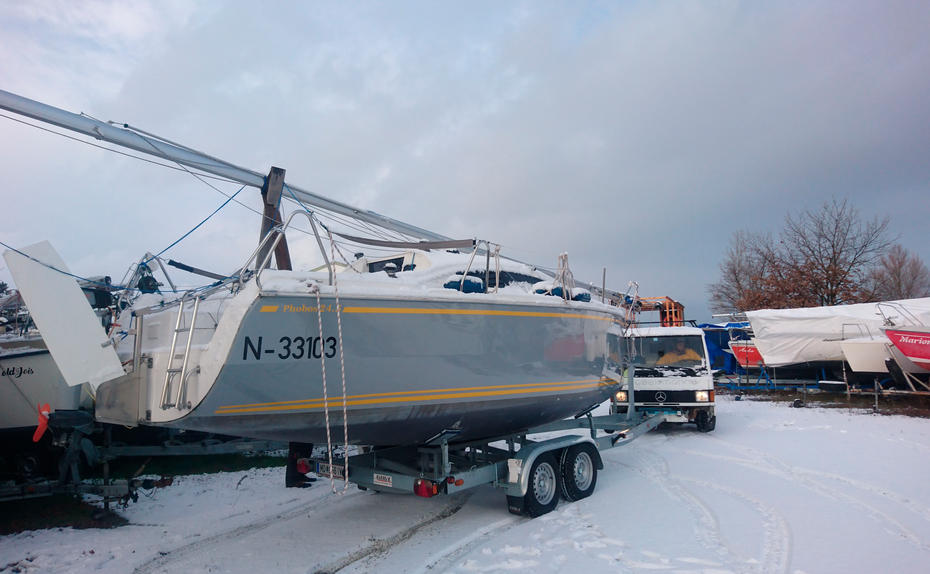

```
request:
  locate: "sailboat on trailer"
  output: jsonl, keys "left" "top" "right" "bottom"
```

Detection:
{"left": 1, "top": 90, "right": 625, "bottom": 447}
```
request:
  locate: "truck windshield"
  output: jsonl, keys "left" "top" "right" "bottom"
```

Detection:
{"left": 632, "top": 335, "right": 705, "bottom": 369}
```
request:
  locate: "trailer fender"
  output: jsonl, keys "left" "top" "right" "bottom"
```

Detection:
{"left": 504, "top": 435, "right": 598, "bottom": 498}
{"left": 562, "top": 443, "right": 603, "bottom": 471}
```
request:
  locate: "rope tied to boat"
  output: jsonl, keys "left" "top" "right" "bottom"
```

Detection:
{"left": 310, "top": 229, "right": 350, "bottom": 494}
{"left": 329, "top": 227, "right": 350, "bottom": 494}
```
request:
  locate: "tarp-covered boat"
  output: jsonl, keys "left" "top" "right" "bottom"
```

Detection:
{"left": 745, "top": 299, "right": 930, "bottom": 367}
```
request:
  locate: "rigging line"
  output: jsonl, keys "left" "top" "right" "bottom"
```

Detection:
{"left": 278, "top": 195, "right": 382, "bottom": 238}
{"left": 355, "top": 215, "right": 410, "bottom": 241}
{"left": 122, "top": 128, "right": 261, "bottom": 209}
{"left": 348, "top": 214, "right": 393, "bottom": 239}
{"left": 111, "top": 120, "right": 221, "bottom": 158}
{"left": 108, "top": 127, "right": 330, "bottom": 244}
{"left": 310, "top": 208, "right": 398, "bottom": 241}
{"left": 0, "top": 239, "right": 217, "bottom": 295}
{"left": 0, "top": 111, "right": 295, "bottom": 246}
{"left": 280, "top": 187, "right": 384, "bottom": 240}
{"left": 117, "top": 127, "right": 310, "bottom": 239}
{"left": 307, "top": 220, "right": 352, "bottom": 267}
{"left": 142, "top": 185, "right": 247, "bottom": 265}
{"left": 2, "top": 110, "right": 295, "bottom": 243}
{"left": 6, "top": 111, "right": 423, "bottom": 264}
{"left": 0, "top": 239, "right": 127, "bottom": 290}
{"left": 279, "top": 191, "right": 411, "bottom": 242}
{"left": 113, "top": 119, "right": 266, "bottom": 179}
{"left": 318, "top": 206, "right": 414, "bottom": 242}
{"left": 281, "top": 186, "right": 352, "bottom": 266}
{"left": 0, "top": 241, "right": 135, "bottom": 290}
{"left": 0, "top": 112, "right": 241, "bottom": 185}
{"left": 328, "top": 240, "right": 412, "bottom": 255}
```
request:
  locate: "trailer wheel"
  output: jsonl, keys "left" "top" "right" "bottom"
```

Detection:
{"left": 559, "top": 443, "right": 598, "bottom": 501}
{"left": 695, "top": 410, "right": 716, "bottom": 433}
{"left": 520, "top": 452, "right": 561, "bottom": 517}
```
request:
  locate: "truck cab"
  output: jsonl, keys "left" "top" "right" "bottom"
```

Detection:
{"left": 610, "top": 325, "right": 716, "bottom": 432}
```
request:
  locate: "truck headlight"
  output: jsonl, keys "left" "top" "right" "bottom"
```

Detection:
{"left": 615, "top": 391, "right": 628, "bottom": 402}
{"left": 695, "top": 390, "right": 710, "bottom": 402}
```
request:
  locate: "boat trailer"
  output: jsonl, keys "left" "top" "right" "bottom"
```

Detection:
{"left": 1, "top": 409, "right": 284, "bottom": 505}
{"left": 306, "top": 408, "right": 668, "bottom": 518}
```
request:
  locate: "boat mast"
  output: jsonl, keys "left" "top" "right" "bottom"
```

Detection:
{"left": 0, "top": 89, "right": 623, "bottom": 300}
{"left": 0, "top": 89, "right": 451, "bottom": 243}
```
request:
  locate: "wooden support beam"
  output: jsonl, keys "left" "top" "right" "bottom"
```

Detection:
{"left": 256, "top": 166, "right": 292, "bottom": 271}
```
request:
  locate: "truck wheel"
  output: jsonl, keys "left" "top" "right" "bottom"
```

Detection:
{"left": 559, "top": 444, "right": 598, "bottom": 501}
{"left": 695, "top": 410, "right": 716, "bottom": 433}
{"left": 522, "top": 452, "right": 561, "bottom": 517}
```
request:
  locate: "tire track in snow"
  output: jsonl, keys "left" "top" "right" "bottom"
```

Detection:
{"left": 618, "top": 445, "right": 759, "bottom": 573}
{"left": 677, "top": 475, "right": 792, "bottom": 574}
{"left": 313, "top": 493, "right": 473, "bottom": 573}
{"left": 133, "top": 489, "right": 361, "bottom": 574}
{"left": 410, "top": 514, "right": 523, "bottom": 573}
{"left": 686, "top": 436, "right": 930, "bottom": 552}
{"left": 622, "top": 431, "right": 795, "bottom": 574}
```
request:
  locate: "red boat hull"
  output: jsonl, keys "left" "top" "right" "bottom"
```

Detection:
{"left": 730, "top": 340, "right": 764, "bottom": 368}
{"left": 884, "top": 329, "right": 930, "bottom": 371}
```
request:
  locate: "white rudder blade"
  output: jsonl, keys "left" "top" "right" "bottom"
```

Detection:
{"left": 3, "top": 241, "right": 124, "bottom": 390}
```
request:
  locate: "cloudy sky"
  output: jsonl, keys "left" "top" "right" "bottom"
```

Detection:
{"left": 1, "top": 0, "right": 928, "bottom": 321}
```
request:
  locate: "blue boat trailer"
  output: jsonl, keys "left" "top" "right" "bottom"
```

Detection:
{"left": 308, "top": 409, "right": 668, "bottom": 518}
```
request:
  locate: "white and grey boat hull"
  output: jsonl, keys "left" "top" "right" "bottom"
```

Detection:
{"left": 98, "top": 294, "right": 621, "bottom": 446}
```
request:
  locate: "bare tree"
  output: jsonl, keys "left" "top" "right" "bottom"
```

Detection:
{"left": 709, "top": 230, "right": 765, "bottom": 312}
{"left": 709, "top": 198, "right": 894, "bottom": 312}
{"left": 868, "top": 244, "right": 930, "bottom": 300}
{"left": 781, "top": 198, "right": 892, "bottom": 305}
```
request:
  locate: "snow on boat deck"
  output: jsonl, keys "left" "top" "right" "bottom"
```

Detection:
{"left": 2, "top": 396, "right": 930, "bottom": 573}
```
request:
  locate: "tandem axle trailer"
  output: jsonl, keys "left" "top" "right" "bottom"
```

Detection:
{"left": 306, "top": 409, "right": 668, "bottom": 518}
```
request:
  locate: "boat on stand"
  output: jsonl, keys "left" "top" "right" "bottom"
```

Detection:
{"left": 0, "top": 286, "right": 107, "bottom": 478}
{"left": 0, "top": 90, "right": 625, "bottom": 452}
{"left": 884, "top": 327, "right": 930, "bottom": 372}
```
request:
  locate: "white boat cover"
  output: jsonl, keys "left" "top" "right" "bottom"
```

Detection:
{"left": 745, "top": 298, "right": 930, "bottom": 366}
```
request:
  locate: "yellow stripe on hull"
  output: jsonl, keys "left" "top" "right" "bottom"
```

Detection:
{"left": 215, "top": 378, "right": 614, "bottom": 415}
{"left": 341, "top": 306, "right": 614, "bottom": 321}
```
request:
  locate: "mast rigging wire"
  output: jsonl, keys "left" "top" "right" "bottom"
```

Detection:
{"left": 142, "top": 185, "right": 247, "bottom": 266}
{"left": 0, "top": 112, "right": 240, "bottom": 186}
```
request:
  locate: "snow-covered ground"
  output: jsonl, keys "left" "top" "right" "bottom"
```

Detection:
{"left": 3, "top": 396, "right": 930, "bottom": 573}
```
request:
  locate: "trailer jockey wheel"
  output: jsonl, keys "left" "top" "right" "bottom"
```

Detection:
{"left": 695, "top": 410, "right": 716, "bottom": 433}
{"left": 559, "top": 443, "right": 599, "bottom": 502}
{"left": 509, "top": 452, "right": 561, "bottom": 517}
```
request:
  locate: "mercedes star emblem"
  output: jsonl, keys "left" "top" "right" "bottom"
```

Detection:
{"left": 655, "top": 391, "right": 667, "bottom": 402}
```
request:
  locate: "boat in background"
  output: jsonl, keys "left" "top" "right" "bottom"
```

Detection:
{"left": 745, "top": 299, "right": 930, "bottom": 368}
{"left": 0, "top": 284, "right": 112, "bottom": 435}
{"left": 0, "top": 287, "right": 102, "bottom": 479}
{"left": 729, "top": 339, "right": 764, "bottom": 369}
{"left": 884, "top": 327, "right": 930, "bottom": 372}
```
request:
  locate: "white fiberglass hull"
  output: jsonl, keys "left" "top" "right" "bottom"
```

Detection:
{"left": 0, "top": 337, "right": 87, "bottom": 430}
